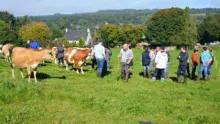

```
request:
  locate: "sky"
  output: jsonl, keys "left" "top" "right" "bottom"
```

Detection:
{"left": 0, "top": 0, "right": 219, "bottom": 16}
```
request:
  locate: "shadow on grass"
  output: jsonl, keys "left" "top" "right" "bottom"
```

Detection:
{"left": 25, "top": 72, "right": 66, "bottom": 81}
{"left": 170, "top": 76, "right": 178, "bottom": 82}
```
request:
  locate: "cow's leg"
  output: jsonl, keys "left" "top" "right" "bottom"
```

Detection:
{"left": 81, "top": 67, "right": 84, "bottom": 74}
{"left": 64, "top": 60, "right": 68, "bottom": 71}
{"left": 11, "top": 64, "right": 15, "bottom": 78}
{"left": 20, "top": 69, "right": 24, "bottom": 79}
{"left": 75, "top": 64, "right": 79, "bottom": 74}
{"left": 27, "top": 66, "right": 31, "bottom": 83}
{"left": 34, "top": 68, "right": 38, "bottom": 83}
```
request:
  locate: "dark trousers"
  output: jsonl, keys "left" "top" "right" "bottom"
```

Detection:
{"left": 191, "top": 65, "right": 197, "bottom": 79}
{"left": 58, "top": 57, "right": 64, "bottom": 65}
{"left": 91, "top": 58, "right": 96, "bottom": 69}
{"left": 153, "top": 68, "right": 165, "bottom": 79}
{"left": 177, "top": 65, "right": 187, "bottom": 78}
{"left": 187, "top": 63, "right": 190, "bottom": 77}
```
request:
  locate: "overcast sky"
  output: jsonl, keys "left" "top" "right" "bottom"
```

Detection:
{"left": 0, "top": 0, "right": 219, "bottom": 16}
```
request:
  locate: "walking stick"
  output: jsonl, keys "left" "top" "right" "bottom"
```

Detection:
{"left": 116, "top": 58, "right": 121, "bottom": 81}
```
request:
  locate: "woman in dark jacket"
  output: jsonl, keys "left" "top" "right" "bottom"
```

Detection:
{"left": 56, "top": 43, "right": 65, "bottom": 67}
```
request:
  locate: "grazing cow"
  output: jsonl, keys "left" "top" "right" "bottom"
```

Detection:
{"left": 11, "top": 47, "right": 54, "bottom": 82}
{"left": 2, "top": 43, "right": 13, "bottom": 62}
{"left": 52, "top": 47, "right": 58, "bottom": 64}
{"left": 64, "top": 48, "right": 92, "bottom": 74}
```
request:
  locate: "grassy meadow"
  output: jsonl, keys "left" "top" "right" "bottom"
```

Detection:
{"left": 0, "top": 48, "right": 220, "bottom": 123}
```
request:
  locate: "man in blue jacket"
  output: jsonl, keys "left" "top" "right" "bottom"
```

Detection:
{"left": 29, "top": 39, "right": 40, "bottom": 50}
{"left": 141, "top": 45, "right": 151, "bottom": 78}
{"left": 176, "top": 47, "right": 188, "bottom": 83}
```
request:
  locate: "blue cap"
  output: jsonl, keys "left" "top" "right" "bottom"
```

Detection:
{"left": 99, "top": 38, "right": 104, "bottom": 42}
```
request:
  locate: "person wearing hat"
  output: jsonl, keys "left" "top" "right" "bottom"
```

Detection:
{"left": 94, "top": 38, "right": 105, "bottom": 77}
{"left": 56, "top": 42, "right": 65, "bottom": 68}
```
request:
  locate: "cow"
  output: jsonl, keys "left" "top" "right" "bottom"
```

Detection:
{"left": 52, "top": 47, "right": 58, "bottom": 64}
{"left": 0, "top": 44, "right": 2, "bottom": 53}
{"left": 11, "top": 47, "right": 54, "bottom": 82}
{"left": 64, "top": 48, "right": 92, "bottom": 74}
{"left": 1, "top": 43, "right": 13, "bottom": 62}
{"left": 39, "top": 47, "right": 52, "bottom": 64}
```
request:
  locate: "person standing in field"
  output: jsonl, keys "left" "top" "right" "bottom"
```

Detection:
{"left": 191, "top": 49, "right": 199, "bottom": 80}
{"left": 197, "top": 47, "right": 213, "bottom": 81}
{"left": 150, "top": 46, "right": 168, "bottom": 82}
{"left": 207, "top": 49, "right": 214, "bottom": 81}
{"left": 91, "top": 45, "right": 97, "bottom": 69}
{"left": 164, "top": 47, "right": 170, "bottom": 79}
{"left": 149, "top": 46, "right": 155, "bottom": 77}
{"left": 29, "top": 39, "right": 40, "bottom": 50}
{"left": 94, "top": 38, "right": 105, "bottom": 78}
{"left": 56, "top": 43, "right": 65, "bottom": 68}
{"left": 127, "top": 42, "right": 134, "bottom": 70}
{"left": 140, "top": 45, "right": 151, "bottom": 78}
{"left": 118, "top": 44, "right": 133, "bottom": 82}
{"left": 22, "top": 39, "right": 30, "bottom": 48}
{"left": 176, "top": 47, "right": 188, "bottom": 83}
{"left": 103, "top": 46, "right": 112, "bottom": 74}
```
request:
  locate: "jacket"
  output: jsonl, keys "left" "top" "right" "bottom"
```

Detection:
{"left": 177, "top": 52, "right": 188, "bottom": 66}
{"left": 191, "top": 52, "right": 198, "bottom": 66}
{"left": 141, "top": 50, "right": 151, "bottom": 66}
{"left": 29, "top": 41, "right": 39, "bottom": 50}
{"left": 56, "top": 45, "right": 64, "bottom": 58}
{"left": 155, "top": 51, "right": 168, "bottom": 69}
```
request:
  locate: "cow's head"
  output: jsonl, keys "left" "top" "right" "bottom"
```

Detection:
{"left": 43, "top": 50, "right": 54, "bottom": 61}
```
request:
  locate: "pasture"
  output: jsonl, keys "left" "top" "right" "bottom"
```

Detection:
{"left": 0, "top": 48, "right": 220, "bottom": 123}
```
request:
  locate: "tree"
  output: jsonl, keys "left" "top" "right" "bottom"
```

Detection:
{"left": 78, "top": 38, "right": 85, "bottom": 47}
{"left": 199, "top": 14, "right": 220, "bottom": 44}
{"left": 146, "top": 7, "right": 198, "bottom": 47}
{"left": 51, "top": 27, "right": 64, "bottom": 39}
{"left": 0, "top": 21, "right": 12, "bottom": 44}
{"left": 0, "top": 11, "right": 16, "bottom": 27}
{"left": 19, "top": 22, "right": 52, "bottom": 46}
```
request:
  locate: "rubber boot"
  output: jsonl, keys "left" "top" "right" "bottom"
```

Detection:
{"left": 148, "top": 73, "right": 151, "bottom": 79}
{"left": 122, "top": 72, "right": 125, "bottom": 80}
{"left": 184, "top": 78, "right": 187, "bottom": 84}
{"left": 178, "top": 76, "right": 181, "bottom": 83}
{"left": 161, "top": 78, "right": 165, "bottom": 83}
{"left": 144, "top": 72, "right": 147, "bottom": 78}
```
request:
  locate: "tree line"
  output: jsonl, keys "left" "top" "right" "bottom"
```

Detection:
{"left": 0, "top": 7, "right": 219, "bottom": 48}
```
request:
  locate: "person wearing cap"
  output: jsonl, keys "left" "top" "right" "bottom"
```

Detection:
{"left": 176, "top": 47, "right": 188, "bottom": 83}
{"left": 56, "top": 42, "right": 65, "bottom": 68}
{"left": 94, "top": 38, "right": 105, "bottom": 77}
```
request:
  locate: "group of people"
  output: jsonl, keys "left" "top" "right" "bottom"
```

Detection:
{"left": 23, "top": 39, "right": 40, "bottom": 50}
{"left": 93, "top": 38, "right": 214, "bottom": 83}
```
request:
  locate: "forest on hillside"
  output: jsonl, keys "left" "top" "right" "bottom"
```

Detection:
{"left": 28, "top": 8, "right": 220, "bottom": 32}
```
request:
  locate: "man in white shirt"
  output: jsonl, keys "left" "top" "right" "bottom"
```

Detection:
{"left": 151, "top": 46, "right": 168, "bottom": 82}
{"left": 94, "top": 38, "right": 105, "bottom": 77}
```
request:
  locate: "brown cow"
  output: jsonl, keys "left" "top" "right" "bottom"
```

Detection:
{"left": 1, "top": 43, "right": 13, "bottom": 62}
{"left": 64, "top": 48, "right": 92, "bottom": 74}
{"left": 11, "top": 47, "right": 54, "bottom": 82}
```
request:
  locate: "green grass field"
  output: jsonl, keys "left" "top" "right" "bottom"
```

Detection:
{"left": 0, "top": 48, "right": 220, "bottom": 123}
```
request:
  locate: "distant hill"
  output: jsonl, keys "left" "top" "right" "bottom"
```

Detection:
{"left": 28, "top": 8, "right": 220, "bottom": 32}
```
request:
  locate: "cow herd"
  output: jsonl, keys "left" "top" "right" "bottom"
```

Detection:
{"left": 0, "top": 43, "right": 92, "bottom": 82}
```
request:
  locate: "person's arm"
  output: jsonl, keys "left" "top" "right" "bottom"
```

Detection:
{"left": 155, "top": 52, "right": 159, "bottom": 64}
{"left": 127, "top": 50, "right": 134, "bottom": 64}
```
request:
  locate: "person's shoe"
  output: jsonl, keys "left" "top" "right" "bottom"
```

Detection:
{"left": 184, "top": 78, "right": 187, "bottom": 84}
{"left": 161, "top": 78, "right": 165, "bottom": 83}
{"left": 178, "top": 76, "right": 181, "bottom": 83}
{"left": 150, "top": 77, "right": 156, "bottom": 82}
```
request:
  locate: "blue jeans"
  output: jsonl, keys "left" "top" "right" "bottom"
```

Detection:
{"left": 198, "top": 62, "right": 209, "bottom": 77}
{"left": 153, "top": 68, "right": 165, "bottom": 79}
{"left": 96, "top": 58, "right": 105, "bottom": 73}
{"left": 143, "top": 65, "right": 150, "bottom": 73}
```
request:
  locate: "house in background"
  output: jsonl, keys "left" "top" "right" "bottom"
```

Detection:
{"left": 64, "top": 28, "right": 93, "bottom": 47}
